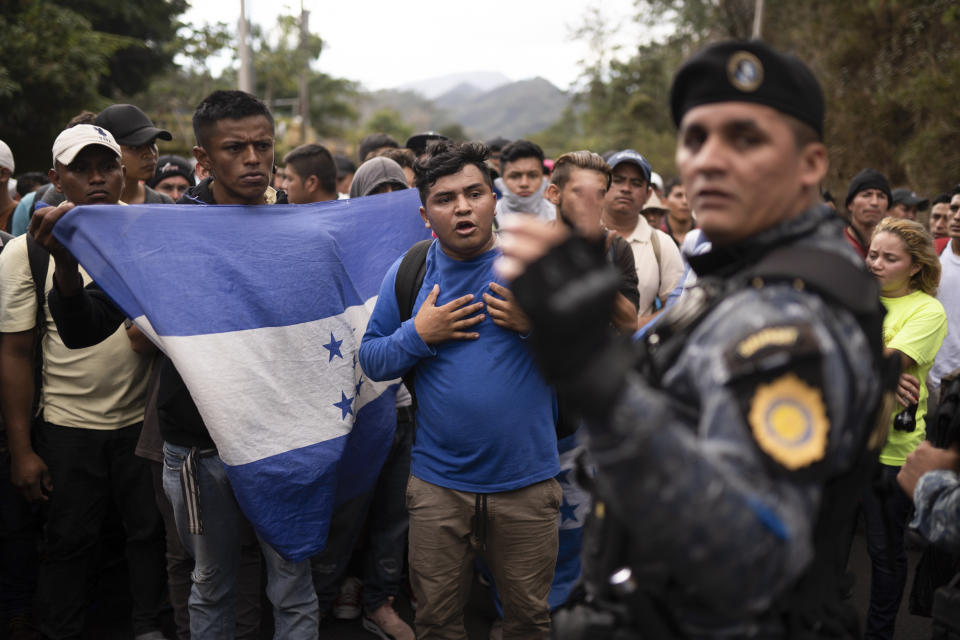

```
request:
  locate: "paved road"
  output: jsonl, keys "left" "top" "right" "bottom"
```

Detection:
{"left": 81, "top": 528, "right": 934, "bottom": 639}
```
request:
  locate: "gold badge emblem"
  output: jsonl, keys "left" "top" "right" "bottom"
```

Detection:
{"left": 748, "top": 373, "right": 829, "bottom": 470}
{"left": 727, "top": 51, "right": 764, "bottom": 93}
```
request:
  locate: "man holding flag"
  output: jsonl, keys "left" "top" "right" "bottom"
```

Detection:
{"left": 29, "top": 91, "right": 320, "bottom": 639}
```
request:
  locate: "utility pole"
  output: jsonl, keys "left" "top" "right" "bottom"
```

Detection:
{"left": 298, "top": 0, "right": 311, "bottom": 143}
{"left": 752, "top": 0, "right": 765, "bottom": 39}
{"left": 238, "top": 0, "right": 254, "bottom": 93}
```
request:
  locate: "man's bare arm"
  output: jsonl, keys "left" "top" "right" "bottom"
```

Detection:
{"left": 0, "top": 330, "right": 52, "bottom": 501}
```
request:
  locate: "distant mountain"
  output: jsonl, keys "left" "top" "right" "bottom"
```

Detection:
{"left": 358, "top": 75, "right": 570, "bottom": 141}
{"left": 357, "top": 89, "right": 449, "bottom": 133}
{"left": 448, "top": 77, "right": 569, "bottom": 140}
{"left": 433, "top": 82, "right": 484, "bottom": 111}
{"left": 398, "top": 72, "right": 511, "bottom": 100}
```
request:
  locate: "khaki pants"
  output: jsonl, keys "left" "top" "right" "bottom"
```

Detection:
{"left": 406, "top": 475, "right": 561, "bottom": 640}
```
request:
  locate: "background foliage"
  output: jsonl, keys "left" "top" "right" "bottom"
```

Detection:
{"left": 535, "top": 0, "right": 960, "bottom": 197}
{"left": 2, "top": 0, "right": 958, "bottom": 200}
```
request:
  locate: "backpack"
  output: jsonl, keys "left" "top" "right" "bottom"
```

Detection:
{"left": 393, "top": 239, "right": 433, "bottom": 401}
{"left": 25, "top": 235, "right": 50, "bottom": 423}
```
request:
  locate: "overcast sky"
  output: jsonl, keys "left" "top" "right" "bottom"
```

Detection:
{"left": 183, "top": 0, "right": 646, "bottom": 92}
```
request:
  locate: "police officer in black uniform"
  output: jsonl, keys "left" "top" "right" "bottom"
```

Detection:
{"left": 497, "top": 40, "right": 896, "bottom": 639}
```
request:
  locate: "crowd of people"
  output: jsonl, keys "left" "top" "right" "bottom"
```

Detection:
{"left": 0, "top": 37, "right": 959, "bottom": 640}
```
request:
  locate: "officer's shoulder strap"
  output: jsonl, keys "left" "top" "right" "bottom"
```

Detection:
{"left": 394, "top": 238, "right": 432, "bottom": 323}
{"left": 745, "top": 244, "right": 879, "bottom": 315}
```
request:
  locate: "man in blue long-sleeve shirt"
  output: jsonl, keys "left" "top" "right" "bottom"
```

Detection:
{"left": 359, "top": 141, "right": 559, "bottom": 640}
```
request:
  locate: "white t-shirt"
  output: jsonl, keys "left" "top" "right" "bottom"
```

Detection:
{"left": 931, "top": 242, "right": 960, "bottom": 391}
{"left": 622, "top": 217, "right": 685, "bottom": 315}
{"left": 0, "top": 235, "right": 150, "bottom": 429}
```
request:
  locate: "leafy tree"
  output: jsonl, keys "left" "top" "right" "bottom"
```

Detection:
{"left": 548, "top": 0, "right": 960, "bottom": 195}
{"left": 66, "top": 0, "right": 189, "bottom": 97}
{"left": 363, "top": 109, "right": 414, "bottom": 144}
{"left": 0, "top": 0, "right": 135, "bottom": 170}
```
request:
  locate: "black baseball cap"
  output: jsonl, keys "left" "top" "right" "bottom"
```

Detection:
{"left": 147, "top": 155, "right": 196, "bottom": 189}
{"left": 405, "top": 132, "right": 450, "bottom": 156}
{"left": 95, "top": 104, "right": 172, "bottom": 147}
{"left": 891, "top": 188, "right": 929, "bottom": 211}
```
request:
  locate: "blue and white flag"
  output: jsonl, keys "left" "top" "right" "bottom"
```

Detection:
{"left": 53, "top": 189, "right": 430, "bottom": 561}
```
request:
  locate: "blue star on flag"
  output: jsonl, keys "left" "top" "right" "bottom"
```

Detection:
{"left": 559, "top": 495, "right": 579, "bottom": 524}
{"left": 333, "top": 391, "right": 354, "bottom": 420}
{"left": 323, "top": 332, "right": 344, "bottom": 362}
{"left": 355, "top": 376, "right": 364, "bottom": 395}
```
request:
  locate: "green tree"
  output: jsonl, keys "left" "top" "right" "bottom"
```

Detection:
{"left": 363, "top": 109, "right": 414, "bottom": 144}
{"left": 67, "top": 0, "right": 189, "bottom": 98}
{"left": 0, "top": 0, "right": 136, "bottom": 170}
{"left": 549, "top": 0, "right": 960, "bottom": 195}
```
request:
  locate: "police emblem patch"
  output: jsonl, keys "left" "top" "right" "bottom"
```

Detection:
{"left": 748, "top": 373, "right": 829, "bottom": 470}
{"left": 727, "top": 51, "right": 764, "bottom": 93}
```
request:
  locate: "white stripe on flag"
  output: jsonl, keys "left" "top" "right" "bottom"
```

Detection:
{"left": 134, "top": 296, "right": 397, "bottom": 466}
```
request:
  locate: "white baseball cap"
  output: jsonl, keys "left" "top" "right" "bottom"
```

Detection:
{"left": 52, "top": 124, "right": 122, "bottom": 166}
{"left": 650, "top": 171, "right": 663, "bottom": 191}
{"left": 0, "top": 140, "right": 14, "bottom": 173}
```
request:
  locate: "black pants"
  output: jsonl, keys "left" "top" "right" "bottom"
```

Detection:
{"left": 0, "top": 433, "right": 40, "bottom": 624}
{"left": 35, "top": 421, "right": 165, "bottom": 639}
{"left": 311, "top": 413, "right": 414, "bottom": 613}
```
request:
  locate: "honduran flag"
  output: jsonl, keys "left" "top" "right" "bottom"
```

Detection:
{"left": 53, "top": 188, "right": 431, "bottom": 561}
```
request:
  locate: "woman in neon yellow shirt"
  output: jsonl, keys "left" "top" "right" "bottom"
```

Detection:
{"left": 863, "top": 217, "right": 947, "bottom": 639}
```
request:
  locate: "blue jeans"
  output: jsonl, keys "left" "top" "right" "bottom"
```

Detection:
{"left": 863, "top": 463, "right": 913, "bottom": 640}
{"left": 162, "top": 443, "right": 318, "bottom": 639}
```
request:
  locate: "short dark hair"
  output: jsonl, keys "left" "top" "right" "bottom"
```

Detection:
{"left": 377, "top": 147, "right": 416, "bottom": 170}
{"left": 499, "top": 140, "right": 545, "bottom": 170}
{"left": 333, "top": 153, "right": 356, "bottom": 178}
{"left": 550, "top": 150, "right": 611, "bottom": 191}
{"left": 358, "top": 133, "right": 399, "bottom": 162}
{"left": 283, "top": 143, "right": 336, "bottom": 194}
{"left": 664, "top": 178, "right": 683, "bottom": 198}
{"left": 414, "top": 141, "right": 494, "bottom": 205}
{"left": 932, "top": 193, "right": 951, "bottom": 206}
{"left": 192, "top": 90, "right": 274, "bottom": 149}
{"left": 67, "top": 110, "right": 97, "bottom": 128}
{"left": 15, "top": 171, "right": 50, "bottom": 197}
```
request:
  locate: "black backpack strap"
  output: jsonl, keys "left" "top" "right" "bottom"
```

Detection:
{"left": 393, "top": 238, "right": 432, "bottom": 406}
{"left": 747, "top": 245, "right": 886, "bottom": 359}
{"left": 25, "top": 234, "right": 50, "bottom": 422}
{"left": 395, "top": 239, "right": 432, "bottom": 322}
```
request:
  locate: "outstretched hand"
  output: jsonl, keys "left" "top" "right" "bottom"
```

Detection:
{"left": 414, "top": 284, "right": 485, "bottom": 345}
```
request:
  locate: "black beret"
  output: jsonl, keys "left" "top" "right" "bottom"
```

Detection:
{"left": 670, "top": 40, "right": 825, "bottom": 137}
{"left": 845, "top": 168, "right": 892, "bottom": 207}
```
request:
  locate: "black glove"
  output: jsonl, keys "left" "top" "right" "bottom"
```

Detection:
{"left": 511, "top": 234, "right": 620, "bottom": 383}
